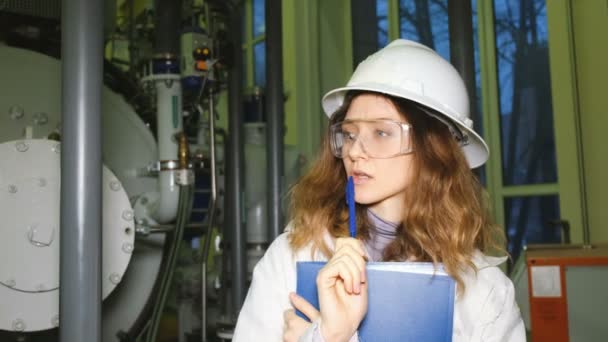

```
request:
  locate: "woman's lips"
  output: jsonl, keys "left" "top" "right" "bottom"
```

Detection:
{"left": 352, "top": 171, "right": 372, "bottom": 184}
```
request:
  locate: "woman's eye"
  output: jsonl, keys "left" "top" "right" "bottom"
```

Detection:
{"left": 342, "top": 131, "right": 356, "bottom": 140}
{"left": 376, "top": 130, "right": 389, "bottom": 137}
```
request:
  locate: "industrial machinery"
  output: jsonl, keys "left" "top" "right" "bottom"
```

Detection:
{"left": 0, "top": 0, "right": 300, "bottom": 341}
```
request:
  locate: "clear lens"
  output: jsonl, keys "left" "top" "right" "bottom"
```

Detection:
{"left": 330, "top": 119, "right": 412, "bottom": 158}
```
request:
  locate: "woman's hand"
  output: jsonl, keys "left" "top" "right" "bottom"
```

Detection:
{"left": 317, "top": 237, "right": 368, "bottom": 342}
{"left": 283, "top": 292, "right": 320, "bottom": 342}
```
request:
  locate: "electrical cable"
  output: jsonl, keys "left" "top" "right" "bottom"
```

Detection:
{"left": 145, "top": 184, "right": 194, "bottom": 342}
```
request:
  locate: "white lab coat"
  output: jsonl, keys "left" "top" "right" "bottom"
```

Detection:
{"left": 233, "top": 228, "right": 526, "bottom": 341}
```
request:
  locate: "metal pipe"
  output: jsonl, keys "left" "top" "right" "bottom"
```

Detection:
{"left": 265, "top": 0, "right": 284, "bottom": 242}
{"left": 137, "top": 223, "right": 207, "bottom": 233}
{"left": 146, "top": 186, "right": 193, "bottom": 342}
{"left": 178, "top": 132, "right": 190, "bottom": 169}
{"left": 227, "top": 5, "right": 247, "bottom": 319}
{"left": 153, "top": 75, "right": 182, "bottom": 223}
{"left": 149, "top": 0, "right": 182, "bottom": 223}
{"left": 447, "top": 0, "right": 478, "bottom": 128}
{"left": 200, "top": 97, "right": 218, "bottom": 342}
{"left": 154, "top": 0, "right": 181, "bottom": 58}
{"left": 59, "top": 0, "right": 104, "bottom": 340}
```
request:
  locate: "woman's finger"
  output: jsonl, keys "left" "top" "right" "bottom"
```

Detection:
{"left": 332, "top": 260, "right": 355, "bottom": 294}
{"left": 283, "top": 308, "right": 312, "bottom": 342}
{"left": 318, "top": 258, "right": 351, "bottom": 291}
{"left": 337, "top": 254, "right": 363, "bottom": 294}
{"left": 333, "top": 245, "right": 367, "bottom": 284}
{"left": 322, "top": 256, "right": 360, "bottom": 294}
{"left": 335, "top": 237, "right": 367, "bottom": 259}
{"left": 289, "top": 292, "right": 320, "bottom": 321}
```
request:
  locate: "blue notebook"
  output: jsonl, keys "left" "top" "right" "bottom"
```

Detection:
{"left": 296, "top": 261, "right": 455, "bottom": 342}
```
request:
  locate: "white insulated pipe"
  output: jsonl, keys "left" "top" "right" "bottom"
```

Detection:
{"left": 153, "top": 75, "right": 182, "bottom": 223}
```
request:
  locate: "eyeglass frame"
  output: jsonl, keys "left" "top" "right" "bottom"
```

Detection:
{"left": 329, "top": 118, "right": 415, "bottom": 159}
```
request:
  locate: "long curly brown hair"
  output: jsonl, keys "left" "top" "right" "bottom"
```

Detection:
{"left": 288, "top": 91, "right": 505, "bottom": 293}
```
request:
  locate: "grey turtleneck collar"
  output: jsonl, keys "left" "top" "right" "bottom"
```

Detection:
{"left": 365, "top": 209, "right": 400, "bottom": 261}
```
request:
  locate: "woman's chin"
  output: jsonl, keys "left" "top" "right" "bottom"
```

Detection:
{"left": 354, "top": 194, "right": 382, "bottom": 206}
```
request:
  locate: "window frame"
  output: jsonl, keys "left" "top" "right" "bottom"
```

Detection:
{"left": 379, "top": 0, "right": 586, "bottom": 247}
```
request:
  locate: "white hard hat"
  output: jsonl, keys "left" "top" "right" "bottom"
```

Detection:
{"left": 322, "top": 39, "right": 489, "bottom": 168}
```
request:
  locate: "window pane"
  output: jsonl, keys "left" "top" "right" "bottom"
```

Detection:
{"left": 254, "top": 41, "right": 266, "bottom": 87}
{"left": 253, "top": 0, "right": 265, "bottom": 37}
{"left": 494, "top": 0, "right": 557, "bottom": 185}
{"left": 377, "top": 0, "right": 389, "bottom": 47}
{"left": 505, "top": 195, "right": 561, "bottom": 267}
{"left": 399, "top": 0, "right": 450, "bottom": 61}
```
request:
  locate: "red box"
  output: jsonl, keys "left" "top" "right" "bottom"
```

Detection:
{"left": 526, "top": 245, "right": 608, "bottom": 341}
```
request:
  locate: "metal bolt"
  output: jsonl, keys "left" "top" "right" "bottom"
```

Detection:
{"left": 6, "top": 279, "right": 16, "bottom": 287}
{"left": 39, "top": 178, "right": 47, "bottom": 187}
{"left": 109, "top": 273, "right": 121, "bottom": 284}
{"left": 109, "top": 180, "right": 121, "bottom": 191}
{"left": 15, "top": 141, "right": 29, "bottom": 152}
{"left": 12, "top": 319, "right": 25, "bottom": 332}
{"left": 52, "top": 143, "right": 61, "bottom": 154}
{"left": 122, "top": 242, "right": 134, "bottom": 254}
{"left": 122, "top": 210, "right": 134, "bottom": 221}
{"left": 33, "top": 112, "right": 49, "bottom": 125}
{"left": 9, "top": 106, "right": 25, "bottom": 120}
{"left": 51, "top": 315, "right": 59, "bottom": 327}
{"left": 8, "top": 185, "right": 17, "bottom": 194}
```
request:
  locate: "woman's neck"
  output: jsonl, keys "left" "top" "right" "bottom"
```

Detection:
{"left": 368, "top": 195, "right": 406, "bottom": 223}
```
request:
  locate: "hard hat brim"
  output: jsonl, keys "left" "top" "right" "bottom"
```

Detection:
{"left": 322, "top": 84, "right": 489, "bottom": 169}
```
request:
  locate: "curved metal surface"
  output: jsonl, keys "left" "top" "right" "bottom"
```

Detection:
{"left": 0, "top": 45, "right": 167, "bottom": 340}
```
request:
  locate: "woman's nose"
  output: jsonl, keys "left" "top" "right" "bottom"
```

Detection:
{"left": 347, "top": 137, "right": 368, "bottom": 160}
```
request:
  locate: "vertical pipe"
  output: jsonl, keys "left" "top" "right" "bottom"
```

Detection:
{"left": 154, "top": 0, "right": 181, "bottom": 58}
{"left": 152, "top": 0, "right": 182, "bottom": 223}
{"left": 201, "top": 97, "right": 218, "bottom": 341}
{"left": 351, "top": 0, "right": 380, "bottom": 66}
{"left": 104, "top": 0, "right": 116, "bottom": 37}
{"left": 153, "top": 77, "right": 182, "bottom": 223}
{"left": 60, "top": 0, "right": 104, "bottom": 341}
{"left": 265, "top": 0, "right": 284, "bottom": 242}
{"left": 227, "top": 5, "right": 247, "bottom": 318}
{"left": 447, "top": 0, "right": 478, "bottom": 128}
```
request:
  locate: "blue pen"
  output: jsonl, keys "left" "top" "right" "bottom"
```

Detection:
{"left": 347, "top": 176, "right": 356, "bottom": 237}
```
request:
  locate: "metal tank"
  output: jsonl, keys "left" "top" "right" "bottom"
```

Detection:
{"left": 0, "top": 44, "right": 165, "bottom": 340}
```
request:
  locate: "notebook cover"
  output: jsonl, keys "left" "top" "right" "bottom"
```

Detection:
{"left": 296, "top": 261, "right": 454, "bottom": 342}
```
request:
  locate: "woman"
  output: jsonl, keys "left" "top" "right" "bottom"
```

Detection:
{"left": 233, "top": 39, "right": 525, "bottom": 341}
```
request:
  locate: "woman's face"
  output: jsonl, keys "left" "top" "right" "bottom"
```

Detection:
{"left": 342, "top": 94, "right": 415, "bottom": 222}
